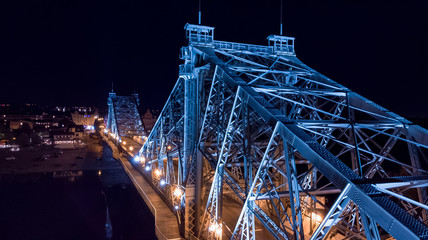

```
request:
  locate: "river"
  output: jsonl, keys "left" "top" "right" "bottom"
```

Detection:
{"left": 0, "top": 168, "right": 157, "bottom": 239}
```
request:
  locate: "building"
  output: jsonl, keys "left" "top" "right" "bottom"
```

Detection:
{"left": 51, "top": 132, "right": 81, "bottom": 149}
{"left": 69, "top": 125, "right": 85, "bottom": 138}
{"left": 71, "top": 110, "right": 99, "bottom": 130}
{"left": 142, "top": 109, "right": 158, "bottom": 133}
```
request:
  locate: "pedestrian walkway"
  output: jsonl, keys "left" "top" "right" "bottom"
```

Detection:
{"left": 103, "top": 135, "right": 182, "bottom": 240}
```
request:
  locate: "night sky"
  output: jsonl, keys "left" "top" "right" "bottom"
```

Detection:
{"left": 0, "top": 0, "right": 427, "bottom": 117}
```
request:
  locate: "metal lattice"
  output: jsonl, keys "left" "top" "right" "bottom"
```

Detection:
{"left": 107, "top": 92, "right": 144, "bottom": 141}
{"left": 133, "top": 23, "right": 428, "bottom": 240}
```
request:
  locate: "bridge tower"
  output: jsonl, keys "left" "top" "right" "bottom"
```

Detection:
{"left": 137, "top": 23, "right": 428, "bottom": 240}
{"left": 106, "top": 91, "right": 144, "bottom": 143}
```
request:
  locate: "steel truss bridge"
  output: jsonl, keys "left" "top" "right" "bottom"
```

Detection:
{"left": 106, "top": 24, "right": 428, "bottom": 240}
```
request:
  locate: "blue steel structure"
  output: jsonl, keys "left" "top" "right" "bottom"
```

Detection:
{"left": 119, "top": 24, "right": 428, "bottom": 239}
{"left": 106, "top": 92, "right": 144, "bottom": 143}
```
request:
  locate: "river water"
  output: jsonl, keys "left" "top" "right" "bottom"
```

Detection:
{"left": 0, "top": 169, "right": 157, "bottom": 240}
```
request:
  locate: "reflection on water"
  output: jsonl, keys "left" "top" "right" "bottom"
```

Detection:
{"left": 0, "top": 170, "right": 157, "bottom": 240}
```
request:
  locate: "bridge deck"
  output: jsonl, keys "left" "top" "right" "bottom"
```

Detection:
{"left": 103, "top": 136, "right": 183, "bottom": 240}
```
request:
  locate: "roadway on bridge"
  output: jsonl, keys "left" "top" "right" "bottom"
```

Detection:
{"left": 112, "top": 135, "right": 275, "bottom": 239}
{"left": 103, "top": 134, "right": 182, "bottom": 240}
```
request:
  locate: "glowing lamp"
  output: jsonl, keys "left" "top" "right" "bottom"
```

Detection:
{"left": 209, "top": 224, "right": 215, "bottom": 232}
{"left": 209, "top": 222, "right": 222, "bottom": 235}
{"left": 215, "top": 225, "right": 222, "bottom": 236}
{"left": 173, "top": 188, "right": 183, "bottom": 197}
{"left": 312, "top": 213, "right": 322, "bottom": 222}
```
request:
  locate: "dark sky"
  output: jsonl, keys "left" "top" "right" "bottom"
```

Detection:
{"left": 0, "top": 0, "right": 427, "bottom": 117}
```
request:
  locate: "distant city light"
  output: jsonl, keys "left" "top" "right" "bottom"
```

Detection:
{"left": 122, "top": 141, "right": 127, "bottom": 145}
{"left": 129, "top": 146, "right": 134, "bottom": 151}
{"left": 84, "top": 125, "right": 94, "bottom": 130}
{"left": 134, "top": 156, "right": 141, "bottom": 162}
{"left": 10, "top": 147, "right": 20, "bottom": 152}
{"left": 174, "top": 205, "right": 179, "bottom": 210}
{"left": 98, "top": 170, "right": 102, "bottom": 176}
{"left": 145, "top": 166, "right": 151, "bottom": 171}
{"left": 160, "top": 179, "right": 165, "bottom": 186}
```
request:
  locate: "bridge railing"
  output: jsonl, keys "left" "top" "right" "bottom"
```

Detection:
{"left": 214, "top": 40, "right": 274, "bottom": 54}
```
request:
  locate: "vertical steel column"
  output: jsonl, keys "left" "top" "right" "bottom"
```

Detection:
{"left": 183, "top": 66, "right": 204, "bottom": 239}
{"left": 184, "top": 72, "right": 197, "bottom": 238}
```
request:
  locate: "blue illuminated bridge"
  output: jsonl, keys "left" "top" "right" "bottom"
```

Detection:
{"left": 106, "top": 23, "right": 428, "bottom": 240}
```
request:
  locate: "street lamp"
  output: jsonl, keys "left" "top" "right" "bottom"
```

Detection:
{"left": 173, "top": 187, "right": 183, "bottom": 197}
{"left": 312, "top": 212, "right": 322, "bottom": 222}
{"left": 209, "top": 222, "right": 222, "bottom": 236}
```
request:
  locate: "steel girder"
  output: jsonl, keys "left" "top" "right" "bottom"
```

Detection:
{"left": 107, "top": 92, "right": 144, "bottom": 142}
{"left": 137, "top": 24, "right": 428, "bottom": 240}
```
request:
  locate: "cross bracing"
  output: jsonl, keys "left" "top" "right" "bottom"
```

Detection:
{"left": 107, "top": 92, "right": 144, "bottom": 142}
{"left": 135, "top": 23, "right": 428, "bottom": 240}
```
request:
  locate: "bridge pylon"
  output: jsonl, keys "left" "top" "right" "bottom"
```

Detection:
{"left": 135, "top": 23, "right": 428, "bottom": 240}
{"left": 106, "top": 91, "right": 144, "bottom": 144}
